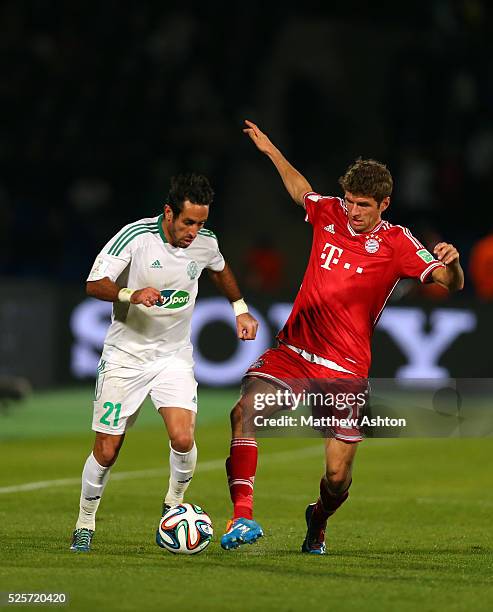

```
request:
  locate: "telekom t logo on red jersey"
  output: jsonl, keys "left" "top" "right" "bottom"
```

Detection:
{"left": 320, "top": 243, "right": 342, "bottom": 270}
{"left": 320, "top": 242, "right": 364, "bottom": 273}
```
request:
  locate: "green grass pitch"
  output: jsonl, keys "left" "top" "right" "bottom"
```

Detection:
{"left": 1, "top": 388, "right": 492, "bottom": 611}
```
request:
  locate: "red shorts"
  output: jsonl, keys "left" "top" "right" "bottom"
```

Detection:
{"left": 244, "top": 343, "right": 368, "bottom": 442}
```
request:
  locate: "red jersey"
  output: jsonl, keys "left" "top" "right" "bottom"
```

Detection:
{"left": 278, "top": 192, "right": 445, "bottom": 377}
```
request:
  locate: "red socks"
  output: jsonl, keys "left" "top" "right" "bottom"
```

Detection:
{"left": 311, "top": 477, "right": 351, "bottom": 526}
{"left": 226, "top": 438, "right": 258, "bottom": 520}
{"left": 225, "top": 440, "right": 349, "bottom": 527}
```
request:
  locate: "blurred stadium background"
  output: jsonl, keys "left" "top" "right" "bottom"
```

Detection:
{"left": 1, "top": 1, "right": 492, "bottom": 392}
{"left": 1, "top": 3, "right": 492, "bottom": 611}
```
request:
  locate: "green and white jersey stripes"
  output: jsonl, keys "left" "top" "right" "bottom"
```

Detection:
{"left": 87, "top": 214, "right": 225, "bottom": 367}
{"left": 198, "top": 228, "right": 217, "bottom": 240}
{"left": 108, "top": 222, "right": 159, "bottom": 256}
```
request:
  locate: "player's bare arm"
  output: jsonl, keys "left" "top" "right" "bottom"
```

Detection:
{"left": 431, "top": 242, "right": 464, "bottom": 292}
{"left": 243, "top": 119, "right": 313, "bottom": 207}
{"left": 86, "top": 277, "right": 164, "bottom": 307}
{"left": 207, "top": 263, "right": 259, "bottom": 340}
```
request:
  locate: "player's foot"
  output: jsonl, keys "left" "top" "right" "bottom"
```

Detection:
{"left": 220, "top": 518, "right": 263, "bottom": 550}
{"left": 155, "top": 503, "right": 172, "bottom": 548}
{"left": 70, "top": 528, "right": 94, "bottom": 552}
{"left": 301, "top": 503, "right": 326, "bottom": 555}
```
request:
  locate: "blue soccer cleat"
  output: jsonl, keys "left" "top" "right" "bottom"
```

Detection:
{"left": 220, "top": 518, "right": 264, "bottom": 550}
{"left": 301, "top": 503, "right": 326, "bottom": 555}
{"left": 70, "top": 528, "right": 94, "bottom": 552}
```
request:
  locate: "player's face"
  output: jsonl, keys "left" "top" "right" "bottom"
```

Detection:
{"left": 164, "top": 200, "right": 209, "bottom": 248}
{"left": 345, "top": 192, "right": 389, "bottom": 233}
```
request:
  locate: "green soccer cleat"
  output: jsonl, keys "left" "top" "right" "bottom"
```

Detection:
{"left": 70, "top": 528, "right": 94, "bottom": 552}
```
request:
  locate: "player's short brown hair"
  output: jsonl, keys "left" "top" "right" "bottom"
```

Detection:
{"left": 339, "top": 158, "right": 393, "bottom": 204}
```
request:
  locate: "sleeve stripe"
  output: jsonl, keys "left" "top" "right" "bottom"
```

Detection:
{"left": 113, "top": 229, "right": 158, "bottom": 256}
{"left": 397, "top": 225, "right": 425, "bottom": 250}
{"left": 198, "top": 228, "right": 218, "bottom": 241}
{"left": 108, "top": 222, "right": 157, "bottom": 255}
{"left": 405, "top": 228, "right": 425, "bottom": 249}
{"left": 420, "top": 261, "right": 444, "bottom": 283}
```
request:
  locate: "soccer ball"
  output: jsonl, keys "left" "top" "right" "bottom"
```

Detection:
{"left": 156, "top": 503, "right": 213, "bottom": 555}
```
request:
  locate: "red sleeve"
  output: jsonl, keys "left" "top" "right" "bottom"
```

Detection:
{"left": 303, "top": 192, "right": 339, "bottom": 225}
{"left": 395, "top": 226, "right": 445, "bottom": 283}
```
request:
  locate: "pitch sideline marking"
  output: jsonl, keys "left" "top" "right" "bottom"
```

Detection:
{"left": 2, "top": 441, "right": 488, "bottom": 506}
{"left": 0, "top": 444, "right": 323, "bottom": 495}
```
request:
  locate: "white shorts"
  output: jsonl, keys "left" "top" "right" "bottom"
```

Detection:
{"left": 92, "top": 346, "right": 198, "bottom": 435}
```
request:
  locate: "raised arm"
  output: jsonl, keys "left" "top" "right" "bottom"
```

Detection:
{"left": 207, "top": 263, "right": 259, "bottom": 340}
{"left": 243, "top": 120, "right": 313, "bottom": 207}
{"left": 431, "top": 242, "right": 464, "bottom": 292}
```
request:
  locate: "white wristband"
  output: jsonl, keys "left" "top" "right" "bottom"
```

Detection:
{"left": 232, "top": 298, "right": 249, "bottom": 316}
{"left": 118, "top": 288, "right": 135, "bottom": 303}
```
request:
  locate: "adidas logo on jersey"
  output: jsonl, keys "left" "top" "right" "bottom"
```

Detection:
{"left": 150, "top": 260, "right": 162, "bottom": 269}
{"left": 324, "top": 224, "right": 335, "bottom": 234}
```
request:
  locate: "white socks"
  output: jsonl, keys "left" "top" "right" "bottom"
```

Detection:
{"left": 164, "top": 442, "right": 197, "bottom": 506}
{"left": 75, "top": 443, "right": 197, "bottom": 529}
{"left": 76, "top": 453, "right": 111, "bottom": 530}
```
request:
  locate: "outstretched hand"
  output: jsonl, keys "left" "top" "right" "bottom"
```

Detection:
{"left": 243, "top": 120, "right": 275, "bottom": 155}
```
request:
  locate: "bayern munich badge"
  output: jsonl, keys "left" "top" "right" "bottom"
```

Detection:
{"left": 365, "top": 236, "right": 381, "bottom": 253}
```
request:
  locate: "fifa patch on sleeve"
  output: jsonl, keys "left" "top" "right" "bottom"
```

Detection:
{"left": 90, "top": 257, "right": 110, "bottom": 277}
{"left": 416, "top": 249, "right": 434, "bottom": 264}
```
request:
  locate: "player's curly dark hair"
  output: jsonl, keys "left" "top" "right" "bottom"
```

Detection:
{"left": 167, "top": 173, "right": 214, "bottom": 216}
{"left": 339, "top": 158, "right": 393, "bottom": 205}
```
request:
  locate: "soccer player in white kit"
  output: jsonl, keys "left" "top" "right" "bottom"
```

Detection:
{"left": 70, "top": 173, "right": 258, "bottom": 552}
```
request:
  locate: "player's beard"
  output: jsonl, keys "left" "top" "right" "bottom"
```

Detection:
{"left": 172, "top": 228, "right": 194, "bottom": 248}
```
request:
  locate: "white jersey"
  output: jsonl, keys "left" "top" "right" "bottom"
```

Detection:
{"left": 87, "top": 214, "right": 225, "bottom": 367}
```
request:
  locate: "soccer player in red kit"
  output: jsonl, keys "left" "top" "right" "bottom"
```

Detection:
{"left": 220, "top": 120, "right": 464, "bottom": 554}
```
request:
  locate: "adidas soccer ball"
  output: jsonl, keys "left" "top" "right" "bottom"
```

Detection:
{"left": 156, "top": 503, "right": 213, "bottom": 555}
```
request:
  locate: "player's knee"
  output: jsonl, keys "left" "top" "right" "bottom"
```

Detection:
{"left": 325, "top": 467, "right": 350, "bottom": 494}
{"left": 95, "top": 438, "right": 121, "bottom": 467}
{"left": 170, "top": 433, "right": 194, "bottom": 453}
{"left": 230, "top": 402, "right": 243, "bottom": 428}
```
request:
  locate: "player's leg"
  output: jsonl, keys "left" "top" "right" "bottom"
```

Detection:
{"left": 71, "top": 432, "right": 125, "bottom": 551}
{"left": 71, "top": 362, "right": 147, "bottom": 552}
{"left": 158, "top": 407, "right": 197, "bottom": 511}
{"left": 149, "top": 350, "right": 198, "bottom": 516}
{"left": 221, "top": 376, "right": 283, "bottom": 550}
{"left": 302, "top": 437, "right": 358, "bottom": 554}
{"left": 226, "top": 377, "right": 271, "bottom": 520}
